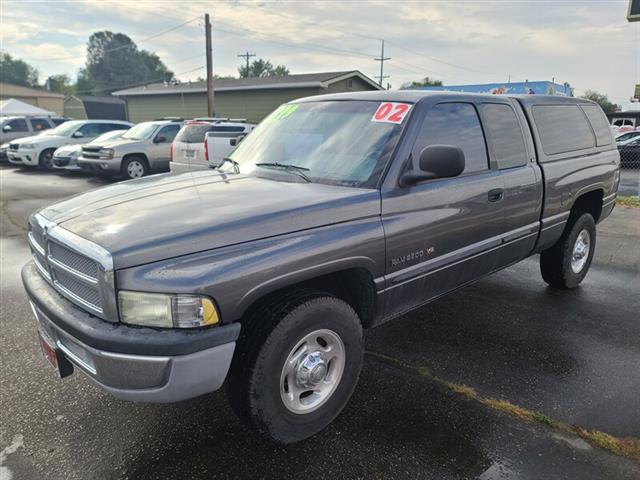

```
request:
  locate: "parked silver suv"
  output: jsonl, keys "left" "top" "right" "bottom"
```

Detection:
{"left": 77, "top": 119, "right": 182, "bottom": 179}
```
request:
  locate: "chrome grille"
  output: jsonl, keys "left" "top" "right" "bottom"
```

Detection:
{"left": 52, "top": 269, "right": 103, "bottom": 309}
{"left": 49, "top": 242, "right": 99, "bottom": 278}
{"left": 29, "top": 217, "right": 111, "bottom": 318}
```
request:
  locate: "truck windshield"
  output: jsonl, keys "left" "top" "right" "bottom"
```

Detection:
{"left": 224, "top": 101, "right": 408, "bottom": 187}
{"left": 122, "top": 122, "right": 158, "bottom": 140}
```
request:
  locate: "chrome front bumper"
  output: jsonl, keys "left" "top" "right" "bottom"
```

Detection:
{"left": 23, "top": 261, "right": 239, "bottom": 403}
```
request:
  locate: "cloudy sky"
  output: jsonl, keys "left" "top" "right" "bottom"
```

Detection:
{"left": 1, "top": 0, "right": 638, "bottom": 103}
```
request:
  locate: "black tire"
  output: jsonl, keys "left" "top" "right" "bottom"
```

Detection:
{"left": 38, "top": 149, "right": 56, "bottom": 170}
{"left": 226, "top": 290, "right": 363, "bottom": 444}
{"left": 121, "top": 156, "right": 148, "bottom": 180}
{"left": 540, "top": 212, "right": 596, "bottom": 289}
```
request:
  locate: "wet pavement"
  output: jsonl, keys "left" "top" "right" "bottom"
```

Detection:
{"left": 1, "top": 165, "right": 639, "bottom": 479}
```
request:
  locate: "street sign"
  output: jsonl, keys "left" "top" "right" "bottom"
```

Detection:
{"left": 629, "top": 0, "right": 640, "bottom": 22}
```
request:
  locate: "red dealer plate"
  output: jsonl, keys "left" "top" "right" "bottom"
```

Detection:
{"left": 38, "top": 330, "right": 60, "bottom": 375}
{"left": 371, "top": 102, "right": 412, "bottom": 124}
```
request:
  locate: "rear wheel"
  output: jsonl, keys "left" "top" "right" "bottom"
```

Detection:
{"left": 38, "top": 149, "right": 55, "bottom": 170}
{"left": 226, "top": 291, "right": 363, "bottom": 443}
{"left": 121, "top": 156, "right": 148, "bottom": 180}
{"left": 540, "top": 212, "right": 596, "bottom": 289}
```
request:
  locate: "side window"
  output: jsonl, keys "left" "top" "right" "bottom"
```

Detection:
{"left": 211, "top": 126, "right": 245, "bottom": 133}
{"left": 30, "top": 118, "right": 51, "bottom": 132}
{"left": 52, "top": 118, "right": 68, "bottom": 126}
{"left": 532, "top": 105, "right": 595, "bottom": 156}
{"left": 581, "top": 105, "right": 612, "bottom": 147}
{"left": 77, "top": 123, "right": 103, "bottom": 137}
{"left": 6, "top": 119, "right": 29, "bottom": 132}
{"left": 157, "top": 124, "right": 180, "bottom": 142}
{"left": 481, "top": 104, "right": 528, "bottom": 169}
{"left": 414, "top": 102, "right": 488, "bottom": 174}
{"left": 98, "top": 123, "right": 126, "bottom": 134}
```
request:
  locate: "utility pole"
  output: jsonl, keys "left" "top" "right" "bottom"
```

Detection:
{"left": 237, "top": 51, "right": 256, "bottom": 74}
{"left": 374, "top": 39, "right": 390, "bottom": 88}
{"left": 205, "top": 13, "right": 214, "bottom": 116}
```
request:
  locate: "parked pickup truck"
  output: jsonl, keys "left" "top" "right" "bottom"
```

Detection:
{"left": 22, "top": 92, "right": 619, "bottom": 444}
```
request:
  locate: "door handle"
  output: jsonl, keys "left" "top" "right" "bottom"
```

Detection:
{"left": 488, "top": 188, "right": 504, "bottom": 202}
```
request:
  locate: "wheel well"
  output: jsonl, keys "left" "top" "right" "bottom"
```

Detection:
{"left": 122, "top": 153, "right": 149, "bottom": 169}
{"left": 243, "top": 268, "right": 378, "bottom": 328}
{"left": 571, "top": 189, "right": 603, "bottom": 222}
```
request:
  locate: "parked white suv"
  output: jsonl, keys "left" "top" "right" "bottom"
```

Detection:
{"left": 7, "top": 120, "right": 132, "bottom": 170}
{"left": 171, "top": 119, "right": 254, "bottom": 172}
{"left": 78, "top": 119, "right": 182, "bottom": 179}
{"left": 1, "top": 116, "right": 70, "bottom": 161}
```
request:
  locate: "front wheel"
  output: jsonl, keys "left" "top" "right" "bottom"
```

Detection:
{"left": 121, "top": 156, "right": 148, "bottom": 180}
{"left": 226, "top": 291, "right": 363, "bottom": 443}
{"left": 38, "top": 149, "right": 55, "bottom": 170}
{"left": 540, "top": 212, "right": 596, "bottom": 289}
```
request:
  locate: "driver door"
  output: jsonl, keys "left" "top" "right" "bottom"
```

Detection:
{"left": 381, "top": 101, "right": 504, "bottom": 318}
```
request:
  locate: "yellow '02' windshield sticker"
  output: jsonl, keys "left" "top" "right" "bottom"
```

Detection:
{"left": 266, "top": 104, "right": 299, "bottom": 122}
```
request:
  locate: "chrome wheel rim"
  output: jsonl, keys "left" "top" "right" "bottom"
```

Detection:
{"left": 127, "top": 160, "right": 144, "bottom": 178}
{"left": 280, "top": 329, "right": 345, "bottom": 414}
{"left": 571, "top": 229, "right": 590, "bottom": 274}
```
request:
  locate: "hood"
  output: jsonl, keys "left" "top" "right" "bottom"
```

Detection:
{"left": 54, "top": 144, "right": 82, "bottom": 156}
{"left": 14, "top": 134, "right": 63, "bottom": 145}
{"left": 39, "top": 171, "right": 381, "bottom": 269}
{"left": 90, "top": 138, "right": 144, "bottom": 150}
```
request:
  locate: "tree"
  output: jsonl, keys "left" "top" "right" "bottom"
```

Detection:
{"left": 579, "top": 90, "right": 619, "bottom": 114}
{"left": 238, "top": 58, "right": 289, "bottom": 78}
{"left": 45, "top": 74, "right": 75, "bottom": 95}
{"left": 400, "top": 76, "right": 443, "bottom": 89}
{"left": 77, "top": 31, "right": 174, "bottom": 95}
{"left": 0, "top": 52, "right": 39, "bottom": 87}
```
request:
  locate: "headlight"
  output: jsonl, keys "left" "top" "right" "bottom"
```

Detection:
{"left": 22, "top": 143, "right": 35, "bottom": 149}
{"left": 118, "top": 291, "right": 220, "bottom": 328}
{"left": 99, "top": 148, "right": 114, "bottom": 158}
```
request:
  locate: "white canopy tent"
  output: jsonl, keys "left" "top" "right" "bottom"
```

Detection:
{"left": 0, "top": 98, "right": 54, "bottom": 116}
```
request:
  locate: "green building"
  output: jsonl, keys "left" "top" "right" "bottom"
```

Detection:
{"left": 113, "top": 71, "right": 382, "bottom": 124}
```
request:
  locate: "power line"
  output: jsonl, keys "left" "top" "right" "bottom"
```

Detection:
{"left": 27, "top": 16, "right": 201, "bottom": 62}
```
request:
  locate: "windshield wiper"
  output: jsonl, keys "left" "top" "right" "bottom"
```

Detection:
{"left": 255, "top": 162, "right": 312, "bottom": 182}
{"left": 217, "top": 157, "right": 240, "bottom": 174}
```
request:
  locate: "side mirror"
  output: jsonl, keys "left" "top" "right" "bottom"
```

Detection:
{"left": 400, "top": 145, "right": 465, "bottom": 186}
{"left": 72, "top": 131, "right": 83, "bottom": 138}
{"left": 229, "top": 134, "right": 246, "bottom": 147}
{"left": 2, "top": 125, "right": 11, "bottom": 132}
{"left": 154, "top": 135, "right": 166, "bottom": 143}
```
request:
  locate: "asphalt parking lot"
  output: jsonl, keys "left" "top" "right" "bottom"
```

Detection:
{"left": 1, "top": 165, "right": 639, "bottom": 480}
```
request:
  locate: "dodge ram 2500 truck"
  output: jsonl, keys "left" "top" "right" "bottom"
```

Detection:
{"left": 22, "top": 91, "right": 619, "bottom": 443}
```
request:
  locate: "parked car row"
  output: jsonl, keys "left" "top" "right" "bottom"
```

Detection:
{"left": 3, "top": 116, "right": 256, "bottom": 180}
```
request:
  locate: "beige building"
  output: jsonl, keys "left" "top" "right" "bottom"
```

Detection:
{"left": 113, "top": 71, "right": 383, "bottom": 124}
{"left": 0, "top": 82, "right": 65, "bottom": 115}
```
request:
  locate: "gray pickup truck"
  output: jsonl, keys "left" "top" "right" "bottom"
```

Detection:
{"left": 22, "top": 91, "right": 619, "bottom": 443}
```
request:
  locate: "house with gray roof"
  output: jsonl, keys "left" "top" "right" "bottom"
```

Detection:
{"left": 113, "top": 71, "right": 382, "bottom": 123}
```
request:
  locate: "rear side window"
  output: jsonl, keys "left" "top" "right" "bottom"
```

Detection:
{"left": 532, "top": 105, "right": 595, "bottom": 156}
{"left": 30, "top": 118, "right": 51, "bottom": 131}
{"left": 481, "top": 104, "right": 527, "bottom": 169}
{"left": 581, "top": 104, "right": 612, "bottom": 147}
{"left": 414, "top": 103, "right": 488, "bottom": 174}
